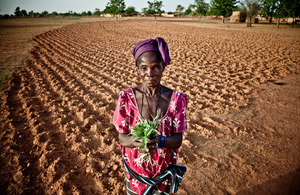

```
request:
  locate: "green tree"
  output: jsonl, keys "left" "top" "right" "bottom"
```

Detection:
{"left": 275, "top": 0, "right": 300, "bottom": 28}
{"left": 143, "top": 0, "right": 163, "bottom": 22}
{"left": 260, "top": 0, "right": 299, "bottom": 28}
{"left": 126, "top": 6, "right": 136, "bottom": 15}
{"left": 184, "top": 4, "right": 197, "bottom": 17}
{"left": 142, "top": 7, "right": 148, "bottom": 14}
{"left": 87, "top": 11, "right": 92, "bottom": 16}
{"left": 21, "top": 9, "right": 28, "bottom": 17}
{"left": 14, "top": 7, "right": 21, "bottom": 17}
{"left": 283, "top": 0, "right": 300, "bottom": 26}
{"left": 103, "top": 0, "right": 126, "bottom": 20}
{"left": 28, "top": 10, "right": 40, "bottom": 17}
{"left": 66, "top": 10, "right": 73, "bottom": 16}
{"left": 210, "top": 0, "right": 238, "bottom": 23}
{"left": 51, "top": 11, "right": 58, "bottom": 16}
{"left": 260, "top": 0, "right": 277, "bottom": 23}
{"left": 41, "top": 10, "right": 49, "bottom": 16}
{"left": 241, "top": 0, "right": 261, "bottom": 27}
{"left": 2, "top": 14, "right": 10, "bottom": 19}
{"left": 176, "top": 5, "right": 184, "bottom": 17}
{"left": 94, "top": 8, "right": 102, "bottom": 15}
{"left": 195, "top": 0, "right": 209, "bottom": 16}
{"left": 28, "top": 10, "right": 34, "bottom": 17}
{"left": 73, "top": 12, "right": 81, "bottom": 16}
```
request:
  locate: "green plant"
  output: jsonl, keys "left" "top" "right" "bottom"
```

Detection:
{"left": 129, "top": 109, "right": 165, "bottom": 161}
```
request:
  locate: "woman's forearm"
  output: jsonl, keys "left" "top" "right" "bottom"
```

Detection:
{"left": 119, "top": 133, "right": 135, "bottom": 148}
{"left": 163, "top": 133, "right": 183, "bottom": 149}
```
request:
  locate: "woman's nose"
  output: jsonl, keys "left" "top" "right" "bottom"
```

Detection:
{"left": 147, "top": 69, "right": 154, "bottom": 76}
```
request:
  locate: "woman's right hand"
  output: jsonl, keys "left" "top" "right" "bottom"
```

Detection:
{"left": 133, "top": 139, "right": 145, "bottom": 152}
{"left": 134, "top": 139, "right": 157, "bottom": 155}
{"left": 119, "top": 133, "right": 158, "bottom": 155}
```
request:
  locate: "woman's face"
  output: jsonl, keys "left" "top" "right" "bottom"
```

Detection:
{"left": 137, "top": 51, "right": 164, "bottom": 88}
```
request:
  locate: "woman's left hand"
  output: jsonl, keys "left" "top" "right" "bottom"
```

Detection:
{"left": 147, "top": 136, "right": 161, "bottom": 155}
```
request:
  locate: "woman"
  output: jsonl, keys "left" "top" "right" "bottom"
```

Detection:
{"left": 113, "top": 37, "right": 188, "bottom": 195}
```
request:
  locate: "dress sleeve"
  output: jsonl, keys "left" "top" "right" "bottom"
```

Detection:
{"left": 173, "top": 93, "right": 188, "bottom": 133}
{"left": 113, "top": 91, "right": 130, "bottom": 134}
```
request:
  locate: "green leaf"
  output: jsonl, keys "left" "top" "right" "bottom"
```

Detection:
{"left": 141, "top": 137, "right": 148, "bottom": 149}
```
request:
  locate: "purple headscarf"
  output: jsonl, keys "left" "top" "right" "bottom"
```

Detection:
{"left": 131, "top": 37, "right": 170, "bottom": 66}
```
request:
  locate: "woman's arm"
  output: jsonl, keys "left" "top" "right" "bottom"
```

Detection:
{"left": 118, "top": 132, "right": 135, "bottom": 148}
{"left": 118, "top": 132, "right": 183, "bottom": 155}
{"left": 151, "top": 133, "right": 183, "bottom": 149}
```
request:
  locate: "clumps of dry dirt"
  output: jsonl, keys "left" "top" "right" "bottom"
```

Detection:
{"left": 0, "top": 20, "right": 299, "bottom": 194}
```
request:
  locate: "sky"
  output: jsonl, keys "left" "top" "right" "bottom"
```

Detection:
{"left": 0, "top": 0, "right": 210, "bottom": 15}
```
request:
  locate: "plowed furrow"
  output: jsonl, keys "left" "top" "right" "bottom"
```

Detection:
{"left": 33, "top": 35, "right": 137, "bottom": 89}
{"left": 26, "top": 48, "right": 124, "bottom": 193}
{"left": 4, "top": 68, "right": 47, "bottom": 193}
{"left": 16, "top": 66, "right": 103, "bottom": 193}
{"left": 35, "top": 37, "right": 130, "bottom": 93}
{"left": 31, "top": 49, "right": 113, "bottom": 123}
{"left": 2, "top": 20, "right": 299, "bottom": 195}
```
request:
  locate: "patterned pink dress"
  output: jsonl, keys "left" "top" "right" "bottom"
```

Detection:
{"left": 113, "top": 88, "right": 188, "bottom": 194}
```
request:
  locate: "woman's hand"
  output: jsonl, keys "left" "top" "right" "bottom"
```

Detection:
{"left": 118, "top": 133, "right": 158, "bottom": 154}
{"left": 119, "top": 132, "right": 183, "bottom": 152}
{"left": 133, "top": 139, "right": 147, "bottom": 153}
{"left": 146, "top": 136, "right": 160, "bottom": 155}
{"left": 133, "top": 136, "right": 160, "bottom": 155}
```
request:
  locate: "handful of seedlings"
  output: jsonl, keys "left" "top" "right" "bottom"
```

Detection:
{"left": 129, "top": 109, "right": 164, "bottom": 161}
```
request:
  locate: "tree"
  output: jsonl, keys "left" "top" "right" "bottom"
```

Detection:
{"left": 94, "top": 8, "right": 102, "bottom": 16}
{"left": 260, "top": 0, "right": 277, "bottom": 23}
{"left": 210, "top": 0, "right": 238, "bottom": 23}
{"left": 142, "top": 8, "right": 148, "bottom": 14}
{"left": 282, "top": 0, "right": 300, "bottom": 27}
{"left": 176, "top": 5, "right": 184, "bottom": 17}
{"left": 274, "top": 0, "right": 300, "bottom": 28}
{"left": 51, "top": 11, "right": 58, "bottom": 16}
{"left": 260, "top": 0, "right": 299, "bottom": 28}
{"left": 67, "top": 10, "right": 73, "bottom": 16}
{"left": 143, "top": 0, "right": 163, "bottom": 22}
{"left": 241, "top": 0, "right": 261, "bottom": 27}
{"left": 28, "top": 10, "right": 39, "bottom": 17}
{"left": 103, "top": 0, "right": 126, "bottom": 20}
{"left": 21, "top": 9, "right": 28, "bottom": 17}
{"left": 28, "top": 10, "right": 34, "bottom": 17}
{"left": 184, "top": 4, "right": 197, "bottom": 18}
{"left": 2, "top": 14, "right": 10, "bottom": 19}
{"left": 41, "top": 10, "right": 49, "bottom": 16}
{"left": 14, "top": 7, "right": 21, "bottom": 17}
{"left": 126, "top": 6, "right": 136, "bottom": 15}
{"left": 195, "top": 0, "right": 209, "bottom": 16}
{"left": 87, "top": 11, "right": 92, "bottom": 16}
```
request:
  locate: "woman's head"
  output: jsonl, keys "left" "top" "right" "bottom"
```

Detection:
{"left": 132, "top": 37, "right": 170, "bottom": 67}
{"left": 132, "top": 37, "right": 170, "bottom": 87}
{"left": 136, "top": 51, "right": 164, "bottom": 87}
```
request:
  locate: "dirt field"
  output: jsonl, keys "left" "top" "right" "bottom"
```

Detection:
{"left": 0, "top": 17, "right": 116, "bottom": 91}
{"left": 0, "top": 18, "right": 299, "bottom": 194}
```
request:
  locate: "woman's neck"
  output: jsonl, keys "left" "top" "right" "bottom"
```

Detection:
{"left": 142, "top": 84, "right": 161, "bottom": 97}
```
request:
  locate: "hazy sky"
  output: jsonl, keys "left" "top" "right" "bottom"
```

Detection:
{"left": 0, "top": 0, "right": 211, "bottom": 15}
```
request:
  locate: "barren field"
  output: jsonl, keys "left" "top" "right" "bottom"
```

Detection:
{"left": 0, "top": 19, "right": 300, "bottom": 194}
{"left": 0, "top": 17, "right": 115, "bottom": 91}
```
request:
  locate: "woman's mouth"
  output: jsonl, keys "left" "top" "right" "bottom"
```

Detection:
{"left": 147, "top": 79, "right": 155, "bottom": 83}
